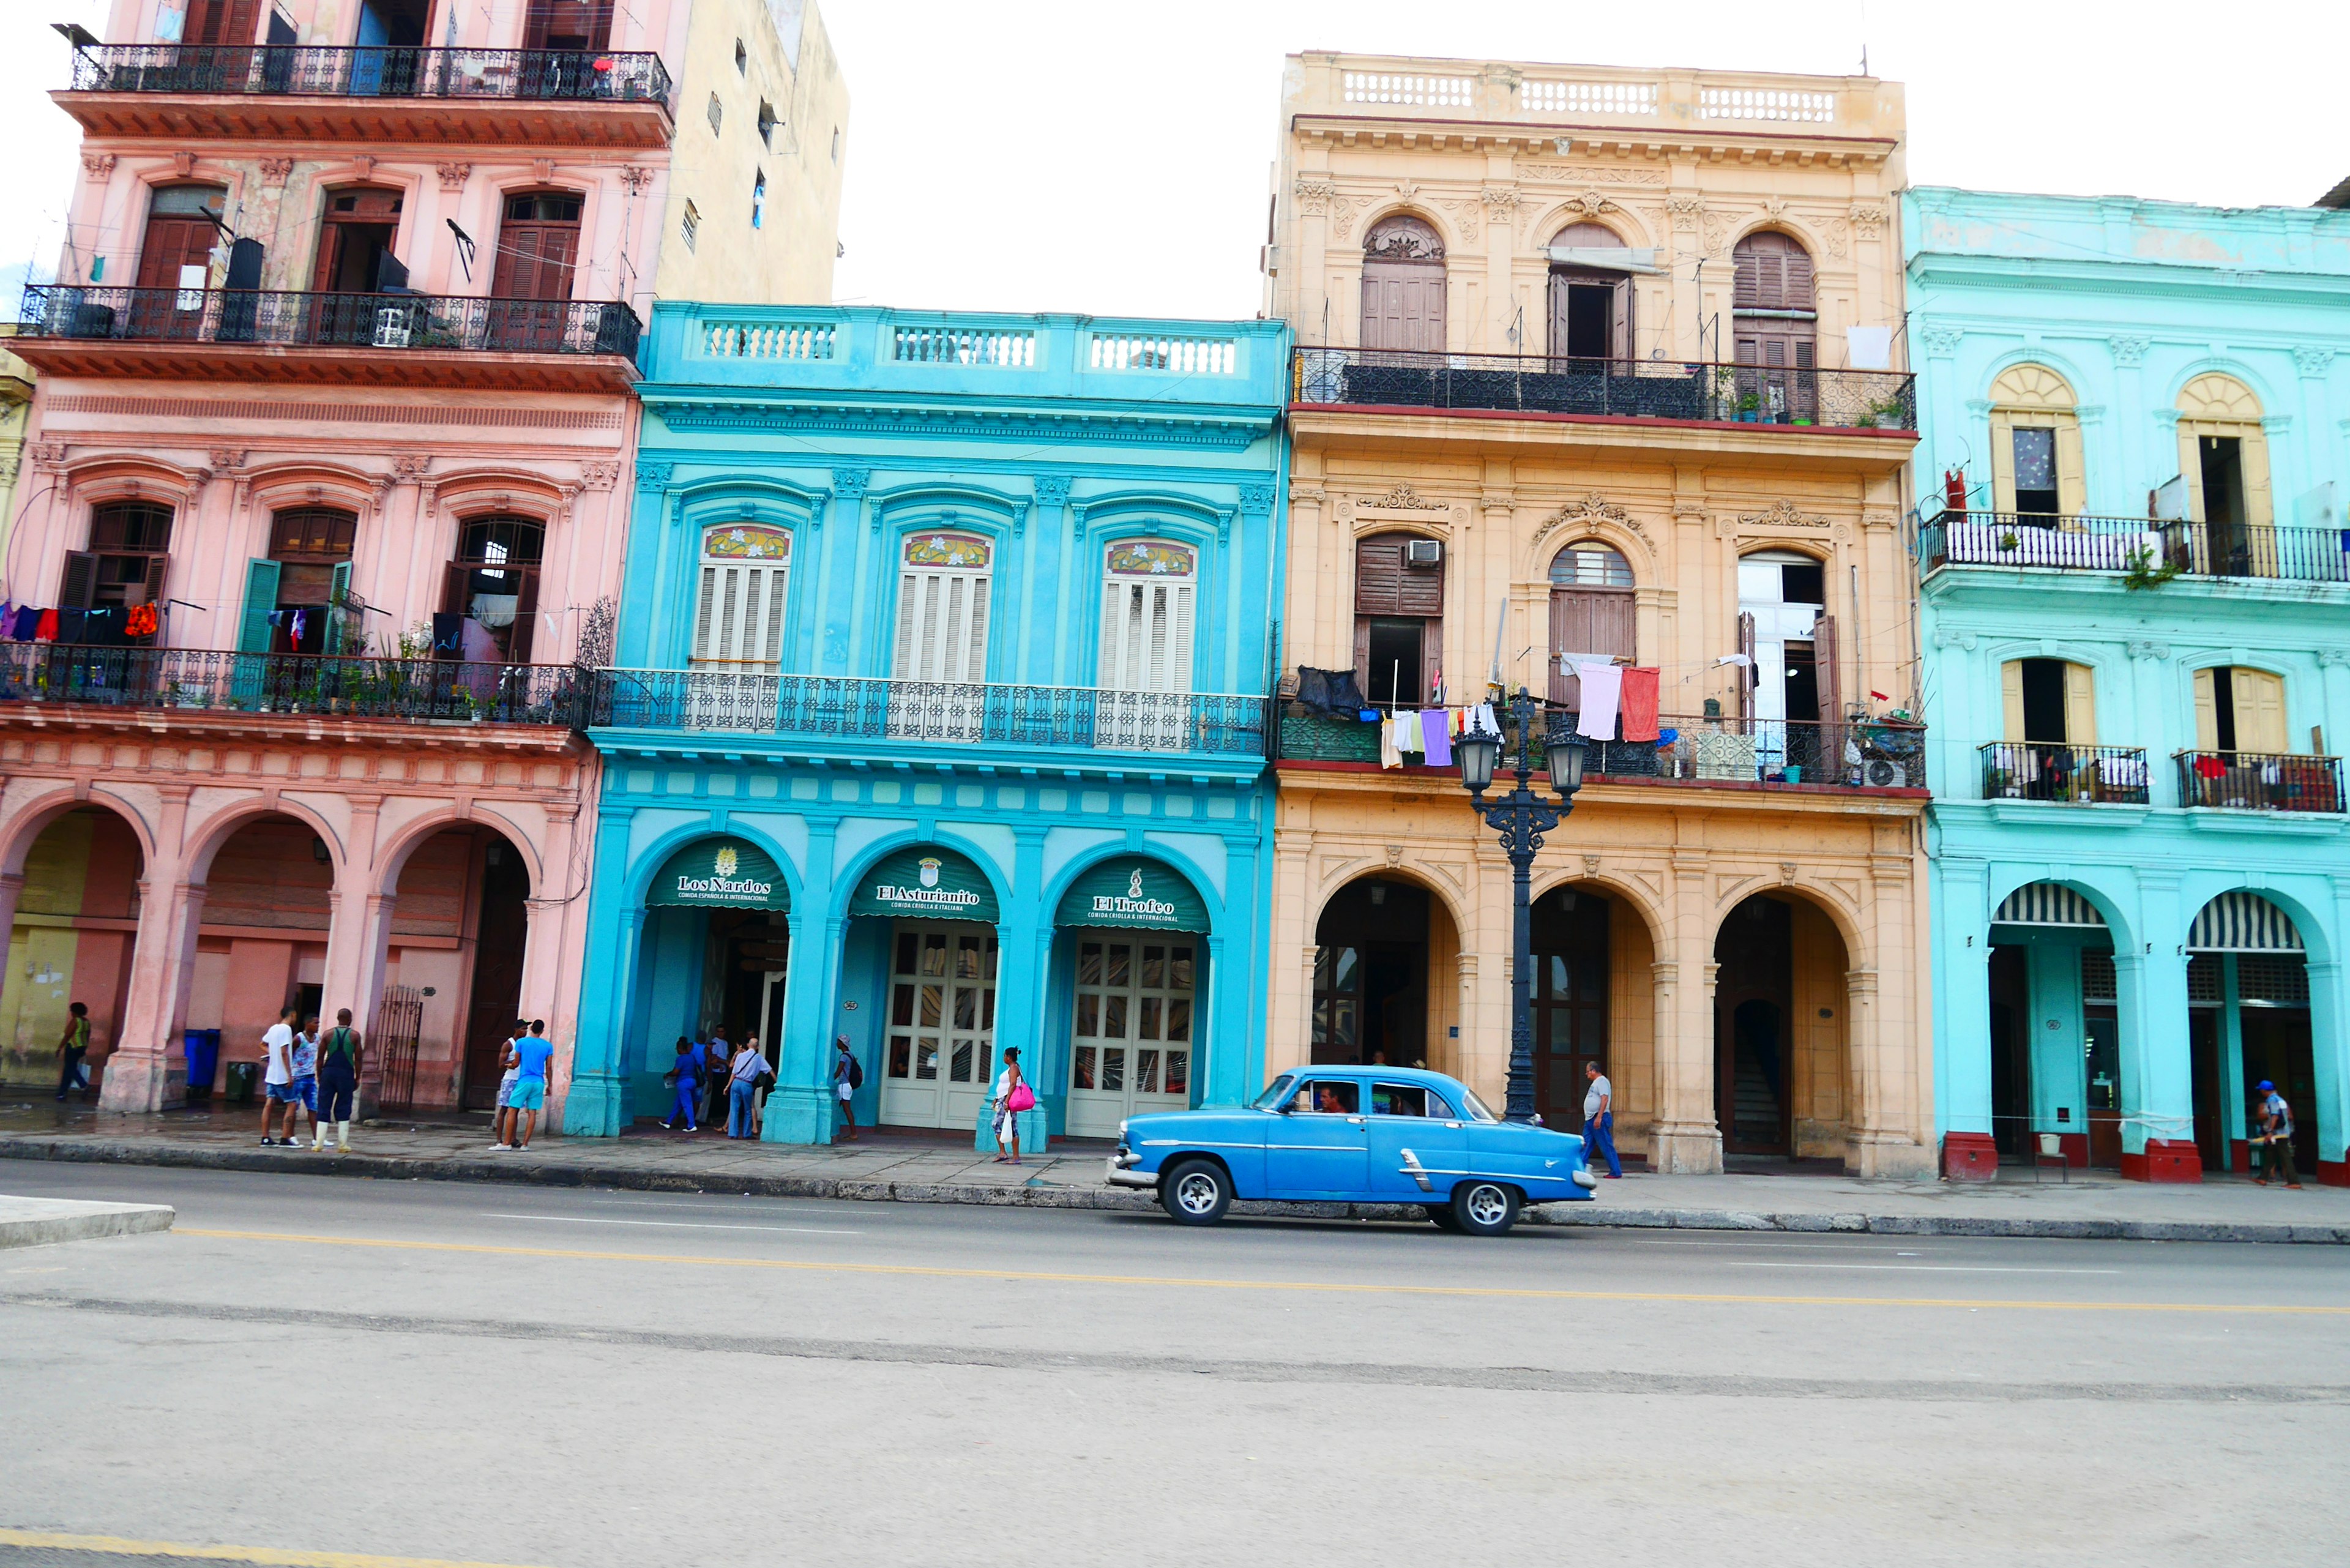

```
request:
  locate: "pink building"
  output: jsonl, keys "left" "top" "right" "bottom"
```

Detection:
{"left": 1, "top": 0, "right": 847, "bottom": 1116}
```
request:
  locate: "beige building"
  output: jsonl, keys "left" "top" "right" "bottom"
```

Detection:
{"left": 1264, "top": 54, "right": 1931, "bottom": 1176}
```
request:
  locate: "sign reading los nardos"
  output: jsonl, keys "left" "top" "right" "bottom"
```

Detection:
{"left": 647, "top": 837, "right": 789, "bottom": 910}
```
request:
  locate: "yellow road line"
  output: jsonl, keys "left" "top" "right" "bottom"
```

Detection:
{"left": 0, "top": 1527, "right": 553, "bottom": 1568}
{"left": 174, "top": 1227, "right": 2350, "bottom": 1316}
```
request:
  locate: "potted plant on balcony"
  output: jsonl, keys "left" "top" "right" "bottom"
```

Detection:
{"left": 1736, "top": 390, "right": 1761, "bottom": 423}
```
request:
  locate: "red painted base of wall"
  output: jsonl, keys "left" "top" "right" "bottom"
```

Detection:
{"left": 2119, "top": 1138, "right": 2203, "bottom": 1183}
{"left": 2319, "top": 1160, "right": 2348, "bottom": 1189}
{"left": 1941, "top": 1132, "right": 1999, "bottom": 1182}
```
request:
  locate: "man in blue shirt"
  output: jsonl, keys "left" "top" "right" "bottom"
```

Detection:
{"left": 504, "top": 1018, "right": 556, "bottom": 1151}
{"left": 2253, "top": 1078, "right": 2301, "bottom": 1189}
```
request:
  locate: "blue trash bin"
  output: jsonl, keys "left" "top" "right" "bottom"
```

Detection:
{"left": 184, "top": 1028, "right": 222, "bottom": 1101}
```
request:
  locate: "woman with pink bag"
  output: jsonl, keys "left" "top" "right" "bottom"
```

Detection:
{"left": 991, "top": 1047, "right": 1034, "bottom": 1165}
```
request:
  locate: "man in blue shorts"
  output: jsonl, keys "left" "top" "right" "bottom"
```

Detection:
{"left": 505, "top": 1018, "right": 556, "bottom": 1151}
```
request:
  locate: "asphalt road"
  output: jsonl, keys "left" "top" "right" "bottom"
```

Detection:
{"left": 1, "top": 1163, "right": 2346, "bottom": 1568}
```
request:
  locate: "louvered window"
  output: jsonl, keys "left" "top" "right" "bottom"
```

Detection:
{"left": 1354, "top": 532, "right": 1444, "bottom": 705}
{"left": 1099, "top": 540, "right": 1196, "bottom": 693}
{"left": 893, "top": 532, "right": 992, "bottom": 683}
{"left": 691, "top": 524, "right": 793, "bottom": 671}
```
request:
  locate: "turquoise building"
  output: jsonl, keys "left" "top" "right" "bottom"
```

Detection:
{"left": 562, "top": 307, "right": 1288, "bottom": 1146}
{"left": 1908, "top": 185, "right": 2350, "bottom": 1185}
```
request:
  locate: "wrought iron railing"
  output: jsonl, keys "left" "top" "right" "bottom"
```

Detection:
{"left": 19, "top": 285, "right": 641, "bottom": 362}
{"left": 1290, "top": 347, "right": 1916, "bottom": 431}
{"left": 1979, "top": 742, "right": 2151, "bottom": 805}
{"left": 0, "top": 646, "right": 589, "bottom": 728}
{"left": 1276, "top": 699, "right": 1925, "bottom": 787}
{"left": 2175, "top": 750, "right": 2344, "bottom": 813}
{"left": 64, "top": 44, "right": 672, "bottom": 105}
{"left": 1916, "top": 509, "right": 2350, "bottom": 584}
{"left": 593, "top": 670, "right": 1272, "bottom": 758}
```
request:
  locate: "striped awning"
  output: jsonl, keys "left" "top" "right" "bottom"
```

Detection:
{"left": 2188, "top": 891, "right": 2303, "bottom": 952}
{"left": 1993, "top": 883, "right": 2108, "bottom": 928}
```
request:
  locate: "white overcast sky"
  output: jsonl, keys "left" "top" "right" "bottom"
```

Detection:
{"left": 2, "top": 1, "right": 2340, "bottom": 316}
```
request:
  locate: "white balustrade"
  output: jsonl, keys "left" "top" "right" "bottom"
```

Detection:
{"left": 1522, "top": 80, "right": 1657, "bottom": 116}
{"left": 701, "top": 320, "right": 835, "bottom": 360}
{"left": 1088, "top": 334, "right": 1237, "bottom": 375}
{"left": 1699, "top": 86, "right": 1835, "bottom": 123}
{"left": 1340, "top": 72, "right": 1472, "bottom": 107}
{"left": 893, "top": 325, "right": 1036, "bottom": 367}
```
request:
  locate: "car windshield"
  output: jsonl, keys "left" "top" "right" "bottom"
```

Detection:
{"left": 1251, "top": 1073, "right": 1298, "bottom": 1111}
{"left": 1455, "top": 1085, "right": 1501, "bottom": 1123}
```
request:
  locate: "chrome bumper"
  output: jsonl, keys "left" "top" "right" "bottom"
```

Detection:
{"left": 1572, "top": 1168, "right": 1598, "bottom": 1190}
{"left": 1105, "top": 1152, "right": 1156, "bottom": 1190}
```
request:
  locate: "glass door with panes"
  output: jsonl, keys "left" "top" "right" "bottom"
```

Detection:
{"left": 880, "top": 923, "right": 999, "bottom": 1129}
{"left": 1097, "top": 540, "right": 1196, "bottom": 751}
{"left": 1065, "top": 932, "right": 1196, "bottom": 1137}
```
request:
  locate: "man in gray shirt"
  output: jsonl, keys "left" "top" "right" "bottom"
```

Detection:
{"left": 1582, "top": 1062, "right": 1622, "bottom": 1179}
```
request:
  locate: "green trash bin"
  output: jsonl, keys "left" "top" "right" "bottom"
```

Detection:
{"left": 224, "top": 1059, "right": 260, "bottom": 1106}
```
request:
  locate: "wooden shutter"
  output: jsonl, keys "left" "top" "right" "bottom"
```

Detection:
{"left": 237, "top": 559, "right": 281, "bottom": 653}
{"left": 1610, "top": 276, "right": 1633, "bottom": 361}
{"left": 895, "top": 567, "right": 988, "bottom": 682}
{"left": 693, "top": 559, "right": 791, "bottom": 670}
{"left": 2062, "top": 663, "right": 2097, "bottom": 746}
{"left": 141, "top": 555, "right": 170, "bottom": 620}
{"left": 2232, "top": 668, "right": 2287, "bottom": 753}
{"left": 509, "top": 569, "right": 540, "bottom": 663}
{"left": 325, "top": 561, "right": 352, "bottom": 654}
{"left": 1812, "top": 613, "right": 1841, "bottom": 734}
{"left": 1989, "top": 420, "right": 2018, "bottom": 514}
{"left": 491, "top": 222, "right": 579, "bottom": 302}
{"left": 1736, "top": 611, "right": 1756, "bottom": 722}
{"left": 1361, "top": 262, "right": 1442, "bottom": 353}
{"left": 2001, "top": 661, "right": 2027, "bottom": 744}
{"left": 1549, "top": 589, "right": 1635, "bottom": 706}
{"left": 187, "top": 0, "right": 263, "bottom": 45}
{"left": 2192, "top": 668, "right": 2218, "bottom": 752}
{"left": 59, "top": 551, "right": 100, "bottom": 611}
{"left": 1354, "top": 537, "right": 1404, "bottom": 614}
{"left": 134, "top": 215, "right": 218, "bottom": 293}
{"left": 1102, "top": 575, "right": 1196, "bottom": 693}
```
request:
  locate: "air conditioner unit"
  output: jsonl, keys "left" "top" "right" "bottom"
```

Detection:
{"left": 1404, "top": 539, "right": 1442, "bottom": 568}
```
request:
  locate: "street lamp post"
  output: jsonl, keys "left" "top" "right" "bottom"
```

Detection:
{"left": 1455, "top": 687, "right": 1586, "bottom": 1123}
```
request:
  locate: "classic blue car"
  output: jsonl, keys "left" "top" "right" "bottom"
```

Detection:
{"left": 1106, "top": 1066, "right": 1596, "bottom": 1235}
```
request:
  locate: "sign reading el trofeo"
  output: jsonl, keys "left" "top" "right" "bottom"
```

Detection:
{"left": 1090, "top": 867, "right": 1178, "bottom": 924}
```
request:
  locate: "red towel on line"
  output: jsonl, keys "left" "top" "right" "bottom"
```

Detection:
{"left": 1619, "top": 666, "right": 1661, "bottom": 742}
{"left": 34, "top": 608, "right": 58, "bottom": 643}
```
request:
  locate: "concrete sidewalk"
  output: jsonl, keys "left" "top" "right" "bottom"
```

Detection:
{"left": 4, "top": 1098, "right": 2344, "bottom": 1243}
{"left": 0, "top": 1192, "right": 176, "bottom": 1249}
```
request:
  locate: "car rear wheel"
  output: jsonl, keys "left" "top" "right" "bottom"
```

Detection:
{"left": 1160, "top": 1158, "right": 1231, "bottom": 1225}
{"left": 1425, "top": 1205, "right": 1459, "bottom": 1232}
{"left": 1451, "top": 1180, "right": 1520, "bottom": 1237}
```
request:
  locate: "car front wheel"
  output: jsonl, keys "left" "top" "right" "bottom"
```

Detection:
{"left": 1451, "top": 1181, "right": 1520, "bottom": 1237}
{"left": 1160, "top": 1158, "right": 1231, "bottom": 1225}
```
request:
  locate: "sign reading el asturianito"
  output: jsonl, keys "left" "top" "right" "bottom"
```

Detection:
{"left": 849, "top": 846, "right": 1001, "bottom": 922}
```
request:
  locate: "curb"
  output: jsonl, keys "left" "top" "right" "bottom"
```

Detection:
{"left": 0, "top": 1195, "right": 176, "bottom": 1250}
{"left": 4, "top": 1136, "right": 2343, "bottom": 1245}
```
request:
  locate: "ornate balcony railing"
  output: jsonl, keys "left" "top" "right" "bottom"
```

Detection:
{"left": 1277, "top": 700, "right": 1926, "bottom": 788}
{"left": 1291, "top": 348, "right": 1916, "bottom": 432}
{"left": 64, "top": 44, "right": 672, "bottom": 106}
{"left": 1980, "top": 742, "right": 2151, "bottom": 805}
{"left": 592, "top": 670, "right": 1272, "bottom": 758}
{"left": 2175, "top": 750, "right": 2344, "bottom": 813}
{"left": 1917, "top": 510, "right": 2350, "bottom": 584}
{"left": 0, "top": 646, "right": 590, "bottom": 729}
{"left": 19, "top": 285, "right": 641, "bottom": 362}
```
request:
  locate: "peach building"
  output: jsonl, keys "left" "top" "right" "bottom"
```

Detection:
{"left": 1263, "top": 54, "right": 1931, "bottom": 1175}
{"left": 0, "top": 0, "right": 846, "bottom": 1116}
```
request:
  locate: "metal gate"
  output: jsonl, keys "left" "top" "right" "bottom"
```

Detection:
{"left": 373, "top": 984, "right": 425, "bottom": 1110}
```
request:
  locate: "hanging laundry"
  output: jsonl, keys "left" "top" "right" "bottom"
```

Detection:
{"left": 1419, "top": 709, "right": 1452, "bottom": 767}
{"left": 1294, "top": 666, "right": 1368, "bottom": 717}
{"left": 12, "top": 605, "right": 40, "bottom": 641}
{"left": 1619, "top": 666, "right": 1661, "bottom": 742}
{"left": 1576, "top": 662, "right": 1623, "bottom": 739}
{"left": 290, "top": 608, "right": 308, "bottom": 646}
{"left": 125, "top": 602, "right": 159, "bottom": 639}
{"left": 1378, "top": 716, "right": 1403, "bottom": 770}
{"left": 1472, "top": 702, "right": 1498, "bottom": 736}
{"left": 430, "top": 612, "right": 464, "bottom": 655}
{"left": 1655, "top": 727, "right": 1679, "bottom": 750}
{"left": 34, "top": 609, "right": 58, "bottom": 642}
{"left": 56, "top": 607, "right": 89, "bottom": 645}
{"left": 2193, "top": 755, "right": 2226, "bottom": 780}
{"left": 0, "top": 600, "right": 12, "bottom": 638}
{"left": 1394, "top": 711, "right": 1424, "bottom": 756}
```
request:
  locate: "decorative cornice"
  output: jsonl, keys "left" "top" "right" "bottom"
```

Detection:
{"left": 2125, "top": 639, "right": 2170, "bottom": 661}
{"left": 635, "top": 461, "right": 673, "bottom": 493}
{"left": 1529, "top": 493, "right": 1649, "bottom": 547}
{"left": 830, "top": 467, "right": 871, "bottom": 501}
{"left": 1032, "top": 474, "right": 1072, "bottom": 507}
{"left": 258, "top": 157, "right": 296, "bottom": 185}
{"left": 1919, "top": 324, "right": 1963, "bottom": 358}
{"left": 578, "top": 461, "right": 619, "bottom": 491}
{"left": 1847, "top": 203, "right": 1887, "bottom": 238}
{"left": 1737, "top": 498, "right": 1830, "bottom": 534}
{"left": 80, "top": 152, "right": 115, "bottom": 182}
{"left": 2294, "top": 346, "right": 2337, "bottom": 378}
{"left": 2108, "top": 335, "right": 2151, "bottom": 368}
{"left": 1237, "top": 482, "right": 1275, "bottom": 517}
{"left": 1360, "top": 483, "right": 1439, "bottom": 510}
{"left": 435, "top": 162, "right": 471, "bottom": 193}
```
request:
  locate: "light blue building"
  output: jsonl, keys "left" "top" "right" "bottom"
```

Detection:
{"left": 561, "top": 308, "right": 1288, "bottom": 1146}
{"left": 1908, "top": 185, "right": 2350, "bottom": 1185}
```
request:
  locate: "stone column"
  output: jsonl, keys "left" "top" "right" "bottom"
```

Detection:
{"left": 561, "top": 810, "right": 639, "bottom": 1137}
{"left": 518, "top": 895, "right": 570, "bottom": 1120}
{"left": 1843, "top": 967, "right": 1923, "bottom": 1179}
{"left": 761, "top": 819, "right": 838, "bottom": 1145}
{"left": 2119, "top": 871, "right": 2199, "bottom": 1180}
{"left": 1649, "top": 850, "right": 1721, "bottom": 1171}
{"left": 101, "top": 789, "right": 198, "bottom": 1113}
{"left": 1935, "top": 856, "right": 1999, "bottom": 1179}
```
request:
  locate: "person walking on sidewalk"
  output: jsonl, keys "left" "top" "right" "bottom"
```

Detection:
{"left": 490, "top": 1018, "right": 525, "bottom": 1149}
{"left": 504, "top": 1020, "right": 554, "bottom": 1151}
{"left": 289, "top": 1017, "right": 321, "bottom": 1151}
{"left": 2253, "top": 1078, "right": 2302, "bottom": 1189}
{"left": 316, "top": 1009, "right": 362, "bottom": 1151}
{"left": 990, "top": 1047, "right": 1028, "bottom": 1166}
{"left": 832, "top": 1036, "right": 862, "bottom": 1142}
{"left": 725, "top": 1036, "right": 764, "bottom": 1139}
{"left": 259, "top": 1006, "right": 300, "bottom": 1146}
{"left": 55, "top": 1002, "right": 92, "bottom": 1102}
{"left": 662, "top": 1036, "right": 700, "bottom": 1131}
{"left": 702, "top": 1024, "right": 732, "bottom": 1130}
{"left": 1582, "top": 1061, "right": 1623, "bottom": 1179}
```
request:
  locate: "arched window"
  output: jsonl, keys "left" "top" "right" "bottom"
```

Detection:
{"left": 893, "top": 532, "right": 991, "bottom": 682}
{"left": 1988, "top": 659, "right": 2112, "bottom": 802}
{"left": 62, "top": 502, "right": 174, "bottom": 646}
{"left": 1548, "top": 545, "right": 1634, "bottom": 707}
{"left": 691, "top": 522, "right": 793, "bottom": 670}
{"left": 1548, "top": 221, "right": 1632, "bottom": 362}
{"left": 1733, "top": 232, "right": 1816, "bottom": 420}
{"left": 489, "top": 190, "right": 584, "bottom": 349}
{"left": 442, "top": 516, "right": 544, "bottom": 663}
{"left": 235, "top": 507, "right": 358, "bottom": 655}
{"left": 1099, "top": 540, "right": 1197, "bottom": 693}
{"left": 1360, "top": 215, "right": 1445, "bottom": 353}
{"left": 1986, "top": 364, "right": 2084, "bottom": 518}
{"left": 2175, "top": 373, "right": 2275, "bottom": 575}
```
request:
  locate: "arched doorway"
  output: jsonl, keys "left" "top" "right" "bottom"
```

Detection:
{"left": 1986, "top": 882, "right": 2119, "bottom": 1167}
{"left": 841, "top": 845, "right": 1000, "bottom": 1130}
{"left": 1714, "top": 892, "right": 1851, "bottom": 1161}
{"left": 1, "top": 807, "right": 143, "bottom": 1093}
{"left": 1360, "top": 215, "right": 1445, "bottom": 353}
{"left": 1547, "top": 220, "right": 1632, "bottom": 362}
{"left": 1547, "top": 542, "right": 1635, "bottom": 709}
{"left": 1055, "top": 856, "right": 1211, "bottom": 1137}
{"left": 1529, "top": 881, "right": 1657, "bottom": 1143}
{"left": 188, "top": 815, "right": 336, "bottom": 1076}
{"left": 382, "top": 826, "right": 533, "bottom": 1111}
{"left": 1732, "top": 231, "right": 1816, "bottom": 421}
{"left": 2187, "top": 890, "right": 2315, "bottom": 1176}
{"left": 629, "top": 834, "right": 794, "bottom": 1117}
{"left": 1311, "top": 874, "right": 1462, "bottom": 1075}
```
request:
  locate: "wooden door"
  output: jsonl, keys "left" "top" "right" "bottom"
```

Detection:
{"left": 1734, "top": 231, "right": 1818, "bottom": 419}
{"left": 523, "top": 0, "right": 614, "bottom": 49}
{"left": 458, "top": 847, "right": 528, "bottom": 1110}
{"left": 2231, "top": 668, "right": 2288, "bottom": 753}
{"left": 1547, "top": 588, "right": 1634, "bottom": 707}
{"left": 187, "top": 0, "right": 263, "bottom": 45}
{"left": 1532, "top": 893, "right": 1610, "bottom": 1130}
{"left": 489, "top": 199, "right": 580, "bottom": 351}
{"left": 1360, "top": 264, "right": 1443, "bottom": 353}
